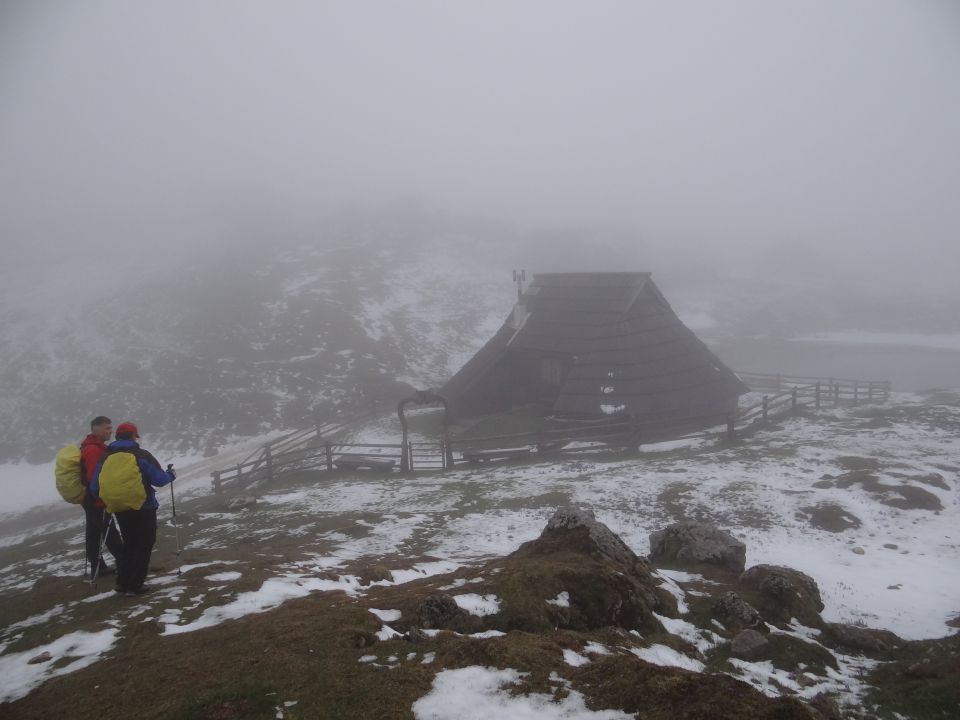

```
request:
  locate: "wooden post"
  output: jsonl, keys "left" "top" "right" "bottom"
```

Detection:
{"left": 884, "top": 381, "right": 891, "bottom": 401}
{"left": 407, "top": 441, "right": 415, "bottom": 474}
{"left": 444, "top": 440, "right": 454, "bottom": 470}
{"left": 815, "top": 382, "right": 821, "bottom": 410}
{"left": 265, "top": 445, "right": 273, "bottom": 483}
{"left": 236, "top": 463, "right": 243, "bottom": 488}
{"left": 832, "top": 380, "right": 840, "bottom": 406}
{"left": 853, "top": 384, "right": 859, "bottom": 404}
{"left": 400, "top": 442, "right": 410, "bottom": 473}
{"left": 726, "top": 414, "right": 736, "bottom": 442}
{"left": 325, "top": 442, "right": 333, "bottom": 472}
{"left": 762, "top": 395, "right": 769, "bottom": 423}
{"left": 212, "top": 470, "right": 221, "bottom": 494}
{"left": 791, "top": 387, "right": 798, "bottom": 411}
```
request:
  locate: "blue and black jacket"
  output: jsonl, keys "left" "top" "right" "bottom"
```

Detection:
{"left": 90, "top": 440, "right": 174, "bottom": 512}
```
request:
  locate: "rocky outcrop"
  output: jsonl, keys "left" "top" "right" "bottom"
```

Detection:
{"left": 648, "top": 521, "right": 746, "bottom": 573}
{"left": 493, "top": 507, "right": 676, "bottom": 633}
{"left": 739, "top": 565, "right": 824, "bottom": 627}
{"left": 546, "top": 508, "right": 652, "bottom": 571}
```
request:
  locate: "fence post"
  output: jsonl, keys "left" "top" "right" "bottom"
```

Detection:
{"left": 444, "top": 440, "right": 454, "bottom": 470}
{"left": 265, "top": 445, "right": 273, "bottom": 483}
{"left": 884, "top": 381, "right": 891, "bottom": 401}
{"left": 726, "top": 414, "right": 736, "bottom": 442}
{"left": 325, "top": 442, "right": 333, "bottom": 471}
{"left": 762, "top": 395, "right": 769, "bottom": 423}
{"left": 832, "top": 380, "right": 840, "bottom": 406}
{"left": 212, "top": 470, "right": 221, "bottom": 494}
{"left": 791, "top": 387, "right": 798, "bottom": 411}
{"left": 854, "top": 384, "right": 859, "bottom": 404}
{"left": 236, "top": 463, "right": 243, "bottom": 488}
{"left": 815, "top": 382, "right": 821, "bottom": 410}
{"left": 407, "top": 441, "right": 415, "bottom": 474}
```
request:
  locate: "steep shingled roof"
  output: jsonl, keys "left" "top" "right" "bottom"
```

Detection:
{"left": 444, "top": 272, "right": 747, "bottom": 419}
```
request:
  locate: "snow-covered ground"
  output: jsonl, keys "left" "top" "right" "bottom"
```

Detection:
{"left": 1, "top": 390, "right": 958, "bottom": 708}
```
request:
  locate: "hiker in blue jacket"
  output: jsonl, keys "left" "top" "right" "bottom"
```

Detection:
{"left": 90, "top": 422, "right": 175, "bottom": 595}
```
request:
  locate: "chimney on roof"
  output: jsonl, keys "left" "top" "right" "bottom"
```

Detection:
{"left": 509, "top": 269, "right": 530, "bottom": 330}
{"left": 512, "top": 268, "right": 526, "bottom": 301}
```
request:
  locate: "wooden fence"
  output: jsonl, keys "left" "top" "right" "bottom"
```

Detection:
{"left": 210, "top": 370, "right": 891, "bottom": 492}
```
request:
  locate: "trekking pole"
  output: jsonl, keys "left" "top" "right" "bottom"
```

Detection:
{"left": 167, "top": 464, "right": 182, "bottom": 576}
{"left": 90, "top": 513, "right": 116, "bottom": 589}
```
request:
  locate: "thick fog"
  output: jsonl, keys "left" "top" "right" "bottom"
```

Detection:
{"left": 2, "top": 0, "right": 959, "bottom": 295}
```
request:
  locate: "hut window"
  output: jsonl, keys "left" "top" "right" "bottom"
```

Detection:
{"left": 541, "top": 357, "right": 563, "bottom": 386}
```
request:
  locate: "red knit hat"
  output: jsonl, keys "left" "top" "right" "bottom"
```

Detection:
{"left": 115, "top": 422, "right": 140, "bottom": 438}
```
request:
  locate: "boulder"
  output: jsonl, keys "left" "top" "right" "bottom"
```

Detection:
{"left": 819, "top": 623, "right": 904, "bottom": 656}
{"left": 416, "top": 593, "right": 466, "bottom": 630}
{"left": 730, "top": 629, "right": 769, "bottom": 660}
{"left": 28, "top": 651, "right": 52, "bottom": 665}
{"left": 648, "top": 521, "right": 746, "bottom": 573}
{"left": 490, "top": 507, "right": 675, "bottom": 633}
{"left": 739, "top": 565, "right": 824, "bottom": 627}
{"left": 360, "top": 565, "right": 394, "bottom": 584}
{"left": 713, "top": 591, "right": 765, "bottom": 634}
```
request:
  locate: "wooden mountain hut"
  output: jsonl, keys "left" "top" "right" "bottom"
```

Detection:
{"left": 442, "top": 272, "right": 748, "bottom": 427}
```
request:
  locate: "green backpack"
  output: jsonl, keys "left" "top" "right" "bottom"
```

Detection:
{"left": 54, "top": 444, "right": 86, "bottom": 504}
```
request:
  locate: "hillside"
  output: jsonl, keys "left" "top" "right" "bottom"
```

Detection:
{"left": 1, "top": 392, "right": 957, "bottom": 718}
{"left": 0, "top": 209, "right": 517, "bottom": 465}
{"left": 3, "top": 207, "right": 960, "bottom": 470}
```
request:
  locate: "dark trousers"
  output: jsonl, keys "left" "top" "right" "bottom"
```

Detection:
{"left": 114, "top": 508, "right": 157, "bottom": 592}
{"left": 82, "top": 493, "right": 122, "bottom": 571}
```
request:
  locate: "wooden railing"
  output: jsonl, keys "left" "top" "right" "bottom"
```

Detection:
{"left": 736, "top": 372, "right": 891, "bottom": 405}
{"left": 210, "top": 370, "right": 891, "bottom": 491}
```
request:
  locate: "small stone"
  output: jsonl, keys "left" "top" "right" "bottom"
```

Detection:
{"left": 405, "top": 627, "right": 429, "bottom": 643}
{"left": 883, "top": 544, "right": 898, "bottom": 550}
{"left": 852, "top": 547, "right": 865, "bottom": 555}
{"left": 226, "top": 495, "right": 258, "bottom": 511}
{"left": 28, "top": 651, "right": 52, "bottom": 665}
{"left": 362, "top": 565, "right": 394, "bottom": 584}
{"left": 353, "top": 631, "right": 377, "bottom": 648}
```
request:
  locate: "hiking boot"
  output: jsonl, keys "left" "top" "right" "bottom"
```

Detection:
{"left": 96, "top": 564, "right": 116, "bottom": 577}
{"left": 125, "top": 585, "right": 152, "bottom": 596}
{"left": 113, "top": 584, "right": 126, "bottom": 594}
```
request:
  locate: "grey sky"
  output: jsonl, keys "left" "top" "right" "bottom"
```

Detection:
{"left": 2, "top": 1, "right": 959, "bottom": 290}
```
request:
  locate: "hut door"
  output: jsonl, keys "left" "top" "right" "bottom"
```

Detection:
{"left": 541, "top": 357, "right": 564, "bottom": 386}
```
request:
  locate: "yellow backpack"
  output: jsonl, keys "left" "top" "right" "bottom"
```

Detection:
{"left": 97, "top": 450, "right": 148, "bottom": 513}
{"left": 54, "top": 445, "right": 86, "bottom": 504}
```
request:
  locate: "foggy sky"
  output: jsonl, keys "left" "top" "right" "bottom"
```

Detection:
{"left": 2, "top": 1, "right": 959, "bottom": 291}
